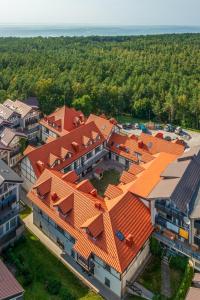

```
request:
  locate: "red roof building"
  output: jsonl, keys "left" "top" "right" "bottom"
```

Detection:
{"left": 0, "top": 260, "right": 24, "bottom": 300}
{"left": 40, "top": 106, "right": 85, "bottom": 142}
{"left": 28, "top": 168, "right": 153, "bottom": 297}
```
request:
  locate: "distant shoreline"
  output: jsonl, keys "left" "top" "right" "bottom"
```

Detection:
{"left": 0, "top": 25, "right": 200, "bottom": 37}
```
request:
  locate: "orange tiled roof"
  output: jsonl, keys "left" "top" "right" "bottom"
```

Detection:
{"left": 128, "top": 164, "right": 145, "bottom": 175}
{"left": 120, "top": 171, "right": 136, "bottom": 184}
{"left": 39, "top": 106, "right": 85, "bottom": 137}
{"left": 25, "top": 121, "right": 105, "bottom": 178}
{"left": 108, "top": 133, "right": 154, "bottom": 163}
{"left": 139, "top": 133, "right": 184, "bottom": 155}
{"left": 28, "top": 169, "right": 153, "bottom": 273}
{"left": 108, "top": 132, "right": 184, "bottom": 163}
{"left": 104, "top": 184, "right": 123, "bottom": 199}
{"left": 86, "top": 114, "right": 115, "bottom": 139}
{"left": 129, "top": 152, "right": 178, "bottom": 198}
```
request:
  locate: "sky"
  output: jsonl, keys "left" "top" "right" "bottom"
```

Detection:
{"left": 0, "top": 0, "right": 199, "bottom": 26}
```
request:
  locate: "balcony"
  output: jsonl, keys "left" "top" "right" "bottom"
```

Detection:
{"left": 76, "top": 149, "right": 108, "bottom": 174}
{"left": 77, "top": 254, "right": 95, "bottom": 273}
{"left": 194, "top": 235, "right": 200, "bottom": 247}
{"left": 155, "top": 201, "right": 185, "bottom": 219}
{"left": 0, "top": 207, "right": 19, "bottom": 226}
{"left": 0, "top": 194, "right": 16, "bottom": 207}
{"left": 194, "top": 220, "right": 200, "bottom": 230}
{"left": 154, "top": 231, "right": 200, "bottom": 262}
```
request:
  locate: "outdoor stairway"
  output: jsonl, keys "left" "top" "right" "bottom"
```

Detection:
{"left": 161, "top": 255, "right": 172, "bottom": 298}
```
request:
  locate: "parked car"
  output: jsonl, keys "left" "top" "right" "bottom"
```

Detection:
{"left": 164, "top": 135, "right": 172, "bottom": 141}
{"left": 134, "top": 123, "right": 140, "bottom": 129}
{"left": 122, "top": 123, "right": 132, "bottom": 130}
{"left": 155, "top": 124, "right": 163, "bottom": 130}
{"left": 175, "top": 126, "right": 183, "bottom": 135}
{"left": 139, "top": 124, "right": 148, "bottom": 133}
{"left": 164, "top": 124, "right": 175, "bottom": 132}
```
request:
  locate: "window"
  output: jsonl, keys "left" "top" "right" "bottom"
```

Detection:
{"left": 104, "top": 263, "right": 111, "bottom": 273}
{"left": 0, "top": 226, "right": 3, "bottom": 237}
{"left": 105, "top": 278, "right": 110, "bottom": 288}
{"left": 71, "top": 250, "right": 75, "bottom": 259}
{"left": 69, "top": 235, "right": 75, "bottom": 244}
{"left": 86, "top": 152, "right": 92, "bottom": 160}
{"left": 6, "top": 222, "right": 10, "bottom": 232}
{"left": 56, "top": 225, "right": 64, "bottom": 235}
{"left": 10, "top": 217, "right": 17, "bottom": 229}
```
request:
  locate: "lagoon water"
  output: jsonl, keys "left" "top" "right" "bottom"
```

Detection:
{"left": 0, "top": 25, "right": 200, "bottom": 37}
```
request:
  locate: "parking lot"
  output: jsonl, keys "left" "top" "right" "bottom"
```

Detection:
{"left": 120, "top": 127, "right": 200, "bottom": 148}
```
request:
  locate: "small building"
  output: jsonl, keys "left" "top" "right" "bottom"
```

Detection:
{"left": 0, "top": 159, "right": 24, "bottom": 253}
{"left": 94, "top": 168, "right": 104, "bottom": 180}
{"left": 0, "top": 128, "right": 27, "bottom": 167}
{"left": 3, "top": 99, "right": 40, "bottom": 141}
{"left": 0, "top": 260, "right": 24, "bottom": 300}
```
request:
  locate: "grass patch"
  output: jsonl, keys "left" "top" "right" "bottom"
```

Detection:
{"left": 90, "top": 169, "right": 120, "bottom": 196}
{"left": 2, "top": 231, "right": 102, "bottom": 300}
{"left": 138, "top": 256, "right": 161, "bottom": 294}
{"left": 19, "top": 205, "right": 32, "bottom": 220}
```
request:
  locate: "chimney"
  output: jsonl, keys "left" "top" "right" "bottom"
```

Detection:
{"left": 138, "top": 140, "right": 144, "bottom": 149}
{"left": 51, "top": 192, "right": 58, "bottom": 201}
{"left": 130, "top": 134, "right": 138, "bottom": 141}
{"left": 95, "top": 201, "right": 102, "bottom": 210}
{"left": 72, "top": 142, "right": 79, "bottom": 152}
{"left": 79, "top": 114, "right": 84, "bottom": 123}
{"left": 125, "top": 234, "right": 134, "bottom": 247}
{"left": 36, "top": 160, "right": 45, "bottom": 173}
{"left": 90, "top": 189, "right": 98, "bottom": 197}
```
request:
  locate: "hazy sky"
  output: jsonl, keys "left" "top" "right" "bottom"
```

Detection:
{"left": 0, "top": 0, "right": 199, "bottom": 26}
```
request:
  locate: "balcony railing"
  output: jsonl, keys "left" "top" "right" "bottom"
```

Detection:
{"left": 154, "top": 232, "right": 200, "bottom": 261}
{"left": 76, "top": 149, "right": 108, "bottom": 174}
{"left": 0, "top": 194, "right": 16, "bottom": 206}
{"left": 155, "top": 202, "right": 185, "bottom": 219}
{"left": 194, "top": 220, "right": 200, "bottom": 230}
{"left": 0, "top": 207, "right": 19, "bottom": 225}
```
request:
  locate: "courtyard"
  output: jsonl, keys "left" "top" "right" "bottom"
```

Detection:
{"left": 89, "top": 161, "right": 123, "bottom": 196}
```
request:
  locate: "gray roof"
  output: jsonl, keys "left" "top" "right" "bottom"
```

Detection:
{"left": 0, "top": 159, "right": 23, "bottom": 185}
{"left": 4, "top": 99, "right": 33, "bottom": 118}
{"left": 0, "top": 104, "right": 16, "bottom": 120}
{"left": 149, "top": 146, "right": 200, "bottom": 214}
{"left": 0, "top": 128, "right": 27, "bottom": 146}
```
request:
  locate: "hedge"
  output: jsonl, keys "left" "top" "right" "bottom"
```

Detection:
{"left": 174, "top": 263, "right": 194, "bottom": 300}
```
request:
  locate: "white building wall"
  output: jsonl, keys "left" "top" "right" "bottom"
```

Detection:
{"left": 121, "top": 241, "right": 150, "bottom": 295}
{"left": 93, "top": 255, "right": 122, "bottom": 297}
{"left": 21, "top": 156, "right": 36, "bottom": 191}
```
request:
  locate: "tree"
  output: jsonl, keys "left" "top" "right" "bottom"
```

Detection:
{"left": 72, "top": 95, "right": 92, "bottom": 116}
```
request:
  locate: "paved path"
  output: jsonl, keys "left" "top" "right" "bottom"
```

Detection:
{"left": 161, "top": 256, "right": 171, "bottom": 298}
{"left": 23, "top": 213, "right": 120, "bottom": 300}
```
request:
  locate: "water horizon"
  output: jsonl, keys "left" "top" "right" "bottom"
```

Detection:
{"left": 0, "top": 24, "right": 200, "bottom": 37}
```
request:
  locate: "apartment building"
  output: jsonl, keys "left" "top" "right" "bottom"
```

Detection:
{"left": 148, "top": 146, "right": 200, "bottom": 270}
{"left": 3, "top": 99, "right": 40, "bottom": 141}
{"left": 0, "top": 159, "right": 24, "bottom": 253}
{"left": 21, "top": 121, "right": 108, "bottom": 190}
{"left": 28, "top": 168, "right": 153, "bottom": 298}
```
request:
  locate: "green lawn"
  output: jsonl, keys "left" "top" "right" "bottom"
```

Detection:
{"left": 138, "top": 256, "right": 162, "bottom": 294}
{"left": 90, "top": 169, "right": 121, "bottom": 196}
{"left": 137, "top": 256, "right": 183, "bottom": 299}
{"left": 2, "top": 231, "right": 102, "bottom": 300}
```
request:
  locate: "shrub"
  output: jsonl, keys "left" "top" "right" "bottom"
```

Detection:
{"left": 60, "top": 287, "right": 75, "bottom": 300}
{"left": 169, "top": 255, "right": 188, "bottom": 272}
{"left": 150, "top": 237, "right": 162, "bottom": 257}
{"left": 174, "top": 263, "right": 194, "bottom": 300}
{"left": 46, "top": 278, "right": 61, "bottom": 295}
{"left": 21, "top": 267, "right": 34, "bottom": 286}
